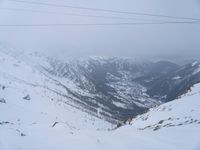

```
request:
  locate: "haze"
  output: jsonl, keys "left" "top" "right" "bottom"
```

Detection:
{"left": 0, "top": 0, "right": 200, "bottom": 60}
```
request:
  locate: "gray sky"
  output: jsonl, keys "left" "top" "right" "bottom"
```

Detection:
{"left": 0, "top": 0, "right": 200, "bottom": 59}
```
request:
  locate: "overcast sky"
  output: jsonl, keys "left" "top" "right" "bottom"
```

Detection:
{"left": 0, "top": 0, "right": 200, "bottom": 60}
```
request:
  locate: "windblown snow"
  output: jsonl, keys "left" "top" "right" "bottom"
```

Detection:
{"left": 0, "top": 48, "right": 200, "bottom": 150}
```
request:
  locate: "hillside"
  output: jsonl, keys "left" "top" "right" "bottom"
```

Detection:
{"left": 1, "top": 72, "right": 200, "bottom": 149}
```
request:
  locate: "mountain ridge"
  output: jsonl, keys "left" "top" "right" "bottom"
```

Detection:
{"left": 0, "top": 44, "right": 199, "bottom": 122}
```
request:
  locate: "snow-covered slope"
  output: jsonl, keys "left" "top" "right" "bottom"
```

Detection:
{"left": 108, "top": 83, "right": 200, "bottom": 150}
{"left": 1, "top": 72, "right": 200, "bottom": 150}
{"left": 0, "top": 48, "right": 112, "bottom": 148}
{"left": 0, "top": 43, "right": 200, "bottom": 150}
{"left": 0, "top": 43, "right": 199, "bottom": 122}
{"left": 132, "top": 83, "right": 200, "bottom": 129}
{"left": 0, "top": 44, "right": 164, "bottom": 122}
{"left": 43, "top": 57, "right": 160, "bottom": 121}
{"left": 39, "top": 56, "right": 200, "bottom": 122}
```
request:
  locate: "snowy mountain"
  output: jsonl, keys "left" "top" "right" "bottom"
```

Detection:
{"left": 0, "top": 45, "right": 114, "bottom": 149}
{"left": 0, "top": 44, "right": 199, "bottom": 124}
{"left": 1, "top": 61, "right": 200, "bottom": 150}
{"left": 0, "top": 47, "right": 112, "bottom": 128}
{"left": 0, "top": 43, "right": 200, "bottom": 149}
{"left": 141, "top": 60, "right": 200, "bottom": 101}
{"left": 40, "top": 56, "right": 200, "bottom": 122}
{"left": 43, "top": 57, "right": 159, "bottom": 122}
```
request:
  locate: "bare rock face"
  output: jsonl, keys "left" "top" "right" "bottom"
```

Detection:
{"left": 0, "top": 98, "right": 6, "bottom": 104}
{"left": 23, "top": 95, "right": 31, "bottom": 101}
{"left": 2, "top": 85, "right": 5, "bottom": 90}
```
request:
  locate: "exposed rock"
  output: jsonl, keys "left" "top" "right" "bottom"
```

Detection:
{"left": 158, "top": 120, "right": 164, "bottom": 124}
{"left": 0, "top": 98, "right": 6, "bottom": 104}
{"left": 153, "top": 125, "right": 161, "bottom": 131}
{"left": 20, "top": 133, "right": 26, "bottom": 137}
{"left": 23, "top": 94, "right": 31, "bottom": 101}
{"left": 2, "top": 85, "right": 5, "bottom": 90}
{"left": 52, "top": 122, "right": 59, "bottom": 127}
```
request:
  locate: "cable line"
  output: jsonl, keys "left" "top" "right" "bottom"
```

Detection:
{"left": 0, "top": 21, "right": 199, "bottom": 27}
{"left": 8, "top": 0, "right": 200, "bottom": 21}
{"left": 0, "top": 8, "right": 170, "bottom": 22}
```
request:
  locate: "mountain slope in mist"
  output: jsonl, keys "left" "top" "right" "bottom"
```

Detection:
{"left": 1, "top": 62, "right": 200, "bottom": 150}
{"left": 0, "top": 43, "right": 200, "bottom": 123}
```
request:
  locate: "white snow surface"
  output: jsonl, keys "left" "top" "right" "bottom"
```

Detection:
{"left": 172, "top": 76, "right": 181, "bottom": 80}
{"left": 193, "top": 66, "right": 200, "bottom": 75}
{"left": 0, "top": 49, "right": 200, "bottom": 150}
